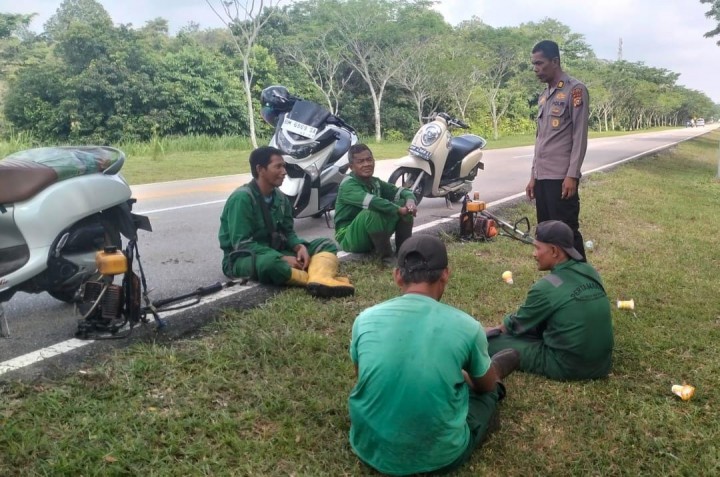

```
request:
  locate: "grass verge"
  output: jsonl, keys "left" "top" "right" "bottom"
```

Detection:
{"left": 1, "top": 132, "right": 718, "bottom": 476}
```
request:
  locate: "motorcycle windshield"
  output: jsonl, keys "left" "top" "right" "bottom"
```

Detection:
{"left": 4, "top": 147, "right": 124, "bottom": 181}
{"left": 287, "top": 101, "right": 331, "bottom": 130}
{"left": 275, "top": 101, "right": 335, "bottom": 158}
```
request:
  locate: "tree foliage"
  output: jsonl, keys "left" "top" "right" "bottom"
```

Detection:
{"left": 1, "top": 0, "right": 718, "bottom": 145}
{"left": 701, "top": 0, "right": 720, "bottom": 44}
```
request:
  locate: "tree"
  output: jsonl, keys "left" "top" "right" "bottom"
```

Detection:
{"left": 467, "top": 27, "right": 527, "bottom": 140}
{"left": 701, "top": 0, "right": 720, "bottom": 44}
{"left": 280, "top": 4, "right": 353, "bottom": 116}
{"left": 392, "top": 44, "right": 441, "bottom": 126}
{"left": 318, "top": 0, "right": 446, "bottom": 141}
{"left": 44, "top": 0, "right": 113, "bottom": 40}
{"left": 205, "top": 0, "right": 282, "bottom": 148}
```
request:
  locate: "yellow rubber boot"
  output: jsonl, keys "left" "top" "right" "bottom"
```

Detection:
{"left": 307, "top": 252, "right": 355, "bottom": 298}
{"left": 286, "top": 268, "right": 309, "bottom": 287}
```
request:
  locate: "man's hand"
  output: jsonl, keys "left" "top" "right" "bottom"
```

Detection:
{"left": 281, "top": 256, "right": 303, "bottom": 269}
{"left": 526, "top": 178, "right": 535, "bottom": 200}
{"left": 293, "top": 244, "right": 310, "bottom": 270}
{"left": 485, "top": 325, "right": 506, "bottom": 338}
{"left": 398, "top": 206, "right": 411, "bottom": 216}
{"left": 405, "top": 201, "right": 418, "bottom": 217}
{"left": 561, "top": 177, "right": 578, "bottom": 199}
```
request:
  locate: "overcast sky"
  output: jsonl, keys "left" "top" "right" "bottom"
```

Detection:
{"left": 6, "top": 0, "right": 720, "bottom": 102}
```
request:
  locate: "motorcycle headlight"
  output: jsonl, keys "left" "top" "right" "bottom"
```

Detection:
{"left": 421, "top": 124, "right": 442, "bottom": 147}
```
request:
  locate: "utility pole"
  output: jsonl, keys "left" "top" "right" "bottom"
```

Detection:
{"left": 617, "top": 38, "right": 623, "bottom": 61}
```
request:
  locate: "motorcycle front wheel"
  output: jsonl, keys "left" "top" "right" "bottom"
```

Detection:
{"left": 447, "top": 191, "right": 466, "bottom": 203}
{"left": 388, "top": 168, "right": 424, "bottom": 205}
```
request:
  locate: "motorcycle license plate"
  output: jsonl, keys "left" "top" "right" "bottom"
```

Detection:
{"left": 282, "top": 118, "right": 318, "bottom": 138}
{"left": 408, "top": 144, "right": 432, "bottom": 161}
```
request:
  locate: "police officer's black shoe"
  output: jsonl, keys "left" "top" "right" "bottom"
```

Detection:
{"left": 491, "top": 348, "right": 521, "bottom": 381}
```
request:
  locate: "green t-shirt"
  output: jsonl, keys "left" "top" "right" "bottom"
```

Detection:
{"left": 349, "top": 293, "right": 491, "bottom": 475}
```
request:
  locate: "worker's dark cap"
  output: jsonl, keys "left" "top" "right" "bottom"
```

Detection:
{"left": 397, "top": 234, "right": 449, "bottom": 272}
{"left": 535, "top": 220, "right": 583, "bottom": 260}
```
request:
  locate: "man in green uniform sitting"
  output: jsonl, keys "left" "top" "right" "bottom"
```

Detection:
{"left": 334, "top": 144, "right": 417, "bottom": 264}
{"left": 348, "top": 234, "right": 520, "bottom": 475}
{"left": 218, "top": 146, "right": 353, "bottom": 298}
{"left": 486, "top": 220, "right": 613, "bottom": 380}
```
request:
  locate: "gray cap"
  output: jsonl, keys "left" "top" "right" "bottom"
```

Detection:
{"left": 397, "top": 234, "right": 448, "bottom": 272}
{"left": 535, "top": 220, "right": 583, "bottom": 260}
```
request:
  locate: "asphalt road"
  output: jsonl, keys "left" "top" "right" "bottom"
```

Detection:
{"left": 1, "top": 126, "right": 715, "bottom": 379}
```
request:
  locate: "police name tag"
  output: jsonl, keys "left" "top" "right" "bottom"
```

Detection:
{"left": 282, "top": 118, "right": 318, "bottom": 138}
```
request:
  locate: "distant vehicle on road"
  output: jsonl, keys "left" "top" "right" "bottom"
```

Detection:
{"left": 696, "top": 118, "right": 705, "bottom": 127}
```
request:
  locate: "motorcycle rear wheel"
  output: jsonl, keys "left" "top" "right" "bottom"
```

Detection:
{"left": 388, "top": 168, "right": 424, "bottom": 205}
{"left": 47, "top": 227, "right": 122, "bottom": 304}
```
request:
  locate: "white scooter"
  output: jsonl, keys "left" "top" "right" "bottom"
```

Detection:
{"left": 0, "top": 147, "right": 151, "bottom": 310}
{"left": 388, "top": 112, "right": 486, "bottom": 204}
{"left": 261, "top": 85, "right": 357, "bottom": 219}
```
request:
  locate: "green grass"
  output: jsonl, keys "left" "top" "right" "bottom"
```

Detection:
{"left": 1, "top": 127, "right": 681, "bottom": 185}
{"left": 118, "top": 127, "right": 678, "bottom": 185}
{"left": 1, "top": 132, "right": 718, "bottom": 475}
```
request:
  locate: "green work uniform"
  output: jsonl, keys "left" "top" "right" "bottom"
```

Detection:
{"left": 218, "top": 180, "right": 336, "bottom": 285}
{"left": 488, "top": 259, "right": 613, "bottom": 380}
{"left": 349, "top": 293, "right": 499, "bottom": 476}
{"left": 334, "top": 173, "right": 416, "bottom": 253}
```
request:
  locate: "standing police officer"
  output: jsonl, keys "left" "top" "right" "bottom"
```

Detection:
{"left": 526, "top": 40, "right": 589, "bottom": 260}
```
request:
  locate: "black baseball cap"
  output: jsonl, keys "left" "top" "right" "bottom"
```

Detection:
{"left": 397, "top": 234, "right": 449, "bottom": 272}
{"left": 535, "top": 220, "right": 583, "bottom": 260}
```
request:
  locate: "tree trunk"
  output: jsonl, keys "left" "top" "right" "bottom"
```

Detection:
{"left": 369, "top": 86, "right": 382, "bottom": 142}
{"left": 415, "top": 94, "right": 423, "bottom": 128}
{"left": 243, "top": 57, "right": 258, "bottom": 148}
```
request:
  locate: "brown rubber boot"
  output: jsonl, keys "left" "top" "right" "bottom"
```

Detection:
{"left": 394, "top": 219, "right": 413, "bottom": 254}
{"left": 491, "top": 348, "right": 521, "bottom": 381}
{"left": 369, "top": 232, "right": 395, "bottom": 266}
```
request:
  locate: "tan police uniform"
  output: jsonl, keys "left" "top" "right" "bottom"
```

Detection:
{"left": 531, "top": 73, "right": 590, "bottom": 260}
{"left": 532, "top": 73, "right": 589, "bottom": 180}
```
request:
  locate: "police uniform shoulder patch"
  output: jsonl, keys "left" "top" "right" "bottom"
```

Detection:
{"left": 572, "top": 87, "right": 583, "bottom": 107}
{"left": 556, "top": 80, "right": 564, "bottom": 89}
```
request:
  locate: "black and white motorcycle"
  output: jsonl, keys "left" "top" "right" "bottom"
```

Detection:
{"left": 261, "top": 85, "right": 357, "bottom": 219}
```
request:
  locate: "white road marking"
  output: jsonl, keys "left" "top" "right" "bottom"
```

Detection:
{"left": 512, "top": 154, "right": 534, "bottom": 159}
{"left": 137, "top": 199, "right": 227, "bottom": 215}
{"left": 0, "top": 283, "right": 255, "bottom": 376}
{"left": 0, "top": 132, "right": 705, "bottom": 376}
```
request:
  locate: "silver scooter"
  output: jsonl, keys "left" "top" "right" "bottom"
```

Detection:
{"left": 261, "top": 85, "right": 357, "bottom": 219}
{"left": 0, "top": 147, "right": 151, "bottom": 312}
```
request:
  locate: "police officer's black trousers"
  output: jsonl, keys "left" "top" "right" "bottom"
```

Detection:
{"left": 534, "top": 179, "right": 586, "bottom": 261}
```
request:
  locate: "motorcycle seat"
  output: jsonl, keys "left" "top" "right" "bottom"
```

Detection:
{"left": 0, "top": 147, "right": 123, "bottom": 204}
{"left": 448, "top": 135, "right": 485, "bottom": 165}
{"left": 0, "top": 158, "right": 58, "bottom": 204}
